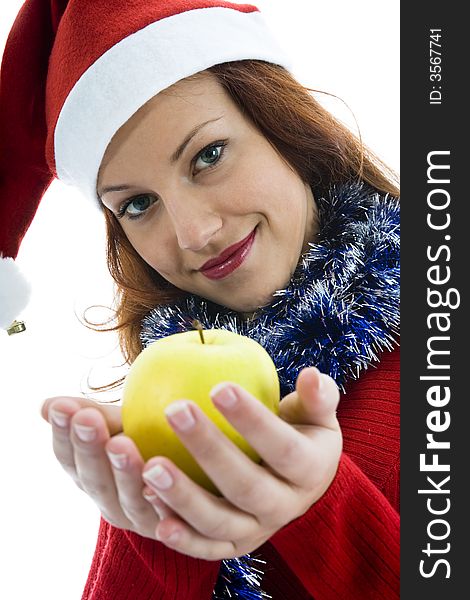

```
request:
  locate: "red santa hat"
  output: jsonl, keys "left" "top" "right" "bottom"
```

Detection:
{"left": 0, "top": 0, "right": 291, "bottom": 333}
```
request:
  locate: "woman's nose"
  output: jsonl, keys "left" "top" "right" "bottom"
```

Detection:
{"left": 165, "top": 194, "right": 223, "bottom": 252}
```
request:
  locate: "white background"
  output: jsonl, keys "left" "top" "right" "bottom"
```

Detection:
{"left": 0, "top": 1, "right": 399, "bottom": 598}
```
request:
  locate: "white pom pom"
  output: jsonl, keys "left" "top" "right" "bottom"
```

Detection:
{"left": 0, "top": 256, "right": 31, "bottom": 330}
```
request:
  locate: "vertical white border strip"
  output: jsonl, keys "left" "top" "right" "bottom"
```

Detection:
{"left": 54, "top": 7, "right": 293, "bottom": 199}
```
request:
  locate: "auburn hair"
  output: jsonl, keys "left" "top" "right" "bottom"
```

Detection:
{"left": 93, "top": 60, "right": 399, "bottom": 381}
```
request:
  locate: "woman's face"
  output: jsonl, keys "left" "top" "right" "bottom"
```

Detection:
{"left": 98, "top": 72, "right": 318, "bottom": 313}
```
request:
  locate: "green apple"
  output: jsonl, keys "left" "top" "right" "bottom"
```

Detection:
{"left": 121, "top": 328, "right": 280, "bottom": 494}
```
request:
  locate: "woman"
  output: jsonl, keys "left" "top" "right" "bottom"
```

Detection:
{"left": 0, "top": 1, "right": 399, "bottom": 598}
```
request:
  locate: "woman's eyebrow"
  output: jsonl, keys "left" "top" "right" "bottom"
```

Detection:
{"left": 99, "top": 184, "right": 132, "bottom": 197}
{"left": 99, "top": 116, "right": 224, "bottom": 197}
{"left": 170, "top": 116, "right": 223, "bottom": 163}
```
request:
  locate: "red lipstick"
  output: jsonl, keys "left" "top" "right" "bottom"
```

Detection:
{"left": 199, "top": 228, "right": 256, "bottom": 280}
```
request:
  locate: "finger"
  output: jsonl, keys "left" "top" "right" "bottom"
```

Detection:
{"left": 104, "top": 434, "right": 162, "bottom": 536}
{"left": 142, "top": 456, "right": 258, "bottom": 541}
{"left": 155, "top": 514, "right": 237, "bottom": 561}
{"left": 210, "top": 384, "right": 317, "bottom": 489}
{"left": 164, "top": 399, "right": 290, "bottom": 518}
{"left": 42, "top": 396, "right": 123, "bottom": 435}
{"left": 279, "top": 367, "right": 340, "bottom": 430}
{"left": 70, "top": 407, "right": 133, "bottom": 529}
{"left": 141, "top": 486, "right": 175, "bottom": 521}
{"left": 47, "top": 397, "right": 85, "bottom": 488}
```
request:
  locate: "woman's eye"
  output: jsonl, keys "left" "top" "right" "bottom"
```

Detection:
{"left": 118, "top": 195, "right": 156, "bottom": 220}
{"left": 193, "top": 142, "right": 227, "bottom": 173}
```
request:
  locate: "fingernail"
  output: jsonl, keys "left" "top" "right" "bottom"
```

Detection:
{"left": 165, "top": 530, "right": 180, "bottom": 544}
{"left": 164, "top": 401, "right": 196, "bottom": 431}
{"left": 143, "top": 489, "right": 159, "bottom": 502}
{"left": 310, "top": 367, "right": 323, "bottom": 392}
{"left": 143, "top": 490, "right": 165, "bottom": 518}
{"left": 107, "top": 451, "right": 128, "bottom": 470}
{"left": 157, "top": 527, "right": 180, "bottom": 543}
{"left": 211, "top": 383, "right": 238, "bottom": 408}
{"left": 144, "top": 464, "right": 174, "bottom": 490}
{"left": 50, "top": 409, "right": 69, "bottom": 428}
{"left": 73, "top": 423, "right": 96, "bottom": 442}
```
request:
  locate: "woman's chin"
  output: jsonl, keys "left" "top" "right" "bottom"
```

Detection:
{"left": 220, "top": 290, "right": 277, "bottom": 315}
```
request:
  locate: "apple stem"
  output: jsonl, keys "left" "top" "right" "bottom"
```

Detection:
{"left": 192, "top": 319, "right": 205, "bottom": 344}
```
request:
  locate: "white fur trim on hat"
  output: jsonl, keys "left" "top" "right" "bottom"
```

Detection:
{"left": 0, "top": 256, "right": 31, "bottom": 330}
{"left": 54, "top": 7, "right": 292, "bottom": 200}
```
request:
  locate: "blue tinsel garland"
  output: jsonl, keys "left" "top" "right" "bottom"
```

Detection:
{"left": 140, "top": 181, "right": 400, "bottom": 599}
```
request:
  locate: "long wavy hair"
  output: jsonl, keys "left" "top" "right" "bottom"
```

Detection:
{"left": 93, "top": 60, "right": 399, "bottom": 377}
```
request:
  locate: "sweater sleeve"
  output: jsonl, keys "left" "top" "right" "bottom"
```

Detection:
{"left": 82, "top": 518, "right": 221, "bottom": 600}
{"left": 269, "top": 452, "right": 399, "bottom": 599}
{"left": 268, "top": 348, "right": 401, "bottom": 599}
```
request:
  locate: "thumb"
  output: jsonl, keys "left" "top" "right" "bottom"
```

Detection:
{"left": 41, "top": 396, "right": 123, "bottom": 436}
{"left": 279, "top": 367, "right": 340, "bottom": 430}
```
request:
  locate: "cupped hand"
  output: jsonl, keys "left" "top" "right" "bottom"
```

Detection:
{"left": 41, "top": 396, "right": 174, "bottom": 539}
{"left": 141, "top": 366, "right": 342, "bottom": 560}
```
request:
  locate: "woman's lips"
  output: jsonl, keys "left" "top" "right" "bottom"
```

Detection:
{"left": 199, "top": 228, "right": 256, "bottom": 280}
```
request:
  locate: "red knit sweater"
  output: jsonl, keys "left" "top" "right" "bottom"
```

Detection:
{"left": 82, "top": 348, "right": 400, "bottom": 599}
